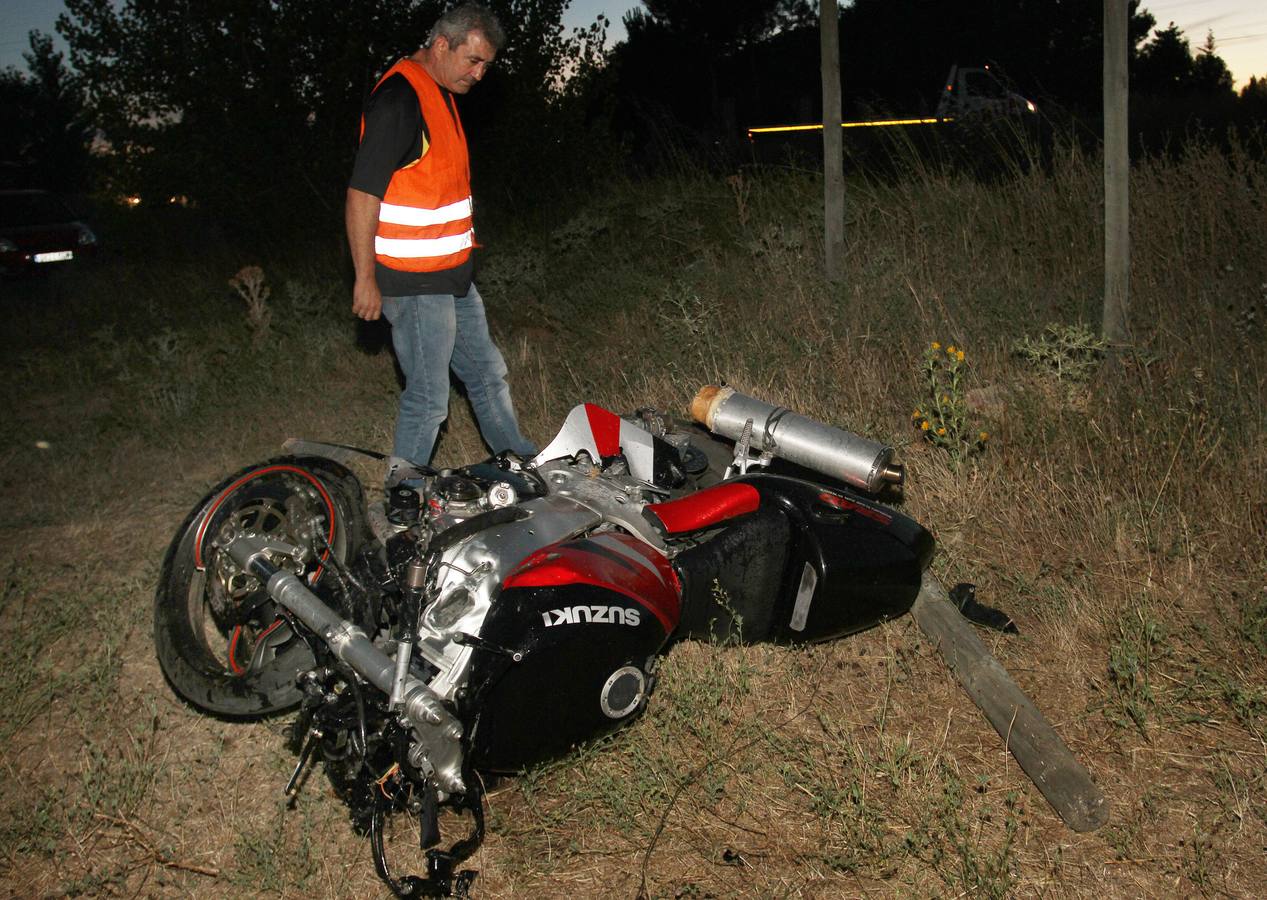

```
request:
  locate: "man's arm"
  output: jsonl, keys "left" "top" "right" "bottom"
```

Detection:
{"left": 348, "top": 74, "right": 427, "bottom": 320}
{"left": 346, "top": 187, "right": 383, "bottom": 321}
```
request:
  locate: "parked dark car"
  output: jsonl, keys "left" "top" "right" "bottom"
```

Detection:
{"left": 0, "top": 190, "right": 99, "bottom": 276}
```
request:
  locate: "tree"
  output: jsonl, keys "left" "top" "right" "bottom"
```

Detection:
{"left": 1134, "top": 23, "right": 1235, "bottom": 100}
{"left": 1191, "top": 31, "right": 1234, "bottom": 98}
{"left": 455, "top": 1, "right": 625, "bottom": 210}
{"left": 611, "top": 0, "right": 813, "bottom": 149}
{"left": 55, "top": 0, "right": 600, "bottom": 234}
{"left": 0, "top": 31, "right": 95, "bottom": 192}
{"left": 1134, "top": 23, "right": 1194, "bottom": 94}
{"left": 57, "top": 0, "right": 436, "bottom": 226}
{"left": 1241, "top": 75, "right": 1267, "bottom": 120}
{"left": 608, "top": 0, "right": 1165, "bottom": 158}
{"left": 638, "top": 0, "right": 812, "bottom": 54}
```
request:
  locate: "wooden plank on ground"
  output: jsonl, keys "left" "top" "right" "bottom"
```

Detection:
{"left": 910, "top": 574, "right": 1109, "bottom": 832}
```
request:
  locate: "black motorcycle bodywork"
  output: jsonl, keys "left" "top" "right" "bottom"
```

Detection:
{"left": 461, "top": 472, "right": 932, "bottom": 772}
{"left": 152, "top": 404, "right": 934, "bottom": 896}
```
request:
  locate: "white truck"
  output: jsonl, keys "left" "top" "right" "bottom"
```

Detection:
{"left": 935, "top": 64, "right": 1037, "bottom": 119}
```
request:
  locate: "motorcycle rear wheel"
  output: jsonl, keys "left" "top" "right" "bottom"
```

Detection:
{"left": 154, "top": 457, "right": 367, "bottom": 717}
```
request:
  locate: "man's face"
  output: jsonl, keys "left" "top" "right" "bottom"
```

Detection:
{"left": 432, "top": 32, "right": 496, "bottom": 94}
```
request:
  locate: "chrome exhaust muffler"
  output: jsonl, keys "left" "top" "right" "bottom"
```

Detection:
{"left": 691, "top": 385, "right": 903, "bottom": 493}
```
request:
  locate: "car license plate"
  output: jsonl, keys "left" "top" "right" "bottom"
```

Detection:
{"left": 33, "top": 251, "right": 74, "bottom": 263}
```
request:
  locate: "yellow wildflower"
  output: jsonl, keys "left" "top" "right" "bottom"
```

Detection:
{"left": 920, "top": 421, "right": 930, "bottom": 431}
{"left": 912, "top": 408, "right": 922, "bottom": 418}
{"left": 931, "top": 341, "right": 941, "bottom": 350}
{"left": 979, "top": 431, "right": 989, "bottom": 441}
{"left": 956, "top": 350, "right": 965, "bottom": 362}
{"left": 947, "top": 345, "right": 956, "bottom": 355}
{"left": 936, "top": 426, "right": 947, "bottom": 436}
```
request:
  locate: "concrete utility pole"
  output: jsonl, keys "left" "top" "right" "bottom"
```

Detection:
{"left": 1103, "top": 0, "right": 1130, "bottom": 344}
{"left": 820, "top": 0, "right": 845, "bottom": 283}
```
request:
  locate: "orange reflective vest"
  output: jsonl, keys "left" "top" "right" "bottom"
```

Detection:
{"left": 366, "top": 59, "right": 473, "bottom": 272}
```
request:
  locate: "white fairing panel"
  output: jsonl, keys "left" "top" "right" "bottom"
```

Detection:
{"left": 531, "top": 404, "right": 657, "bottom": 483}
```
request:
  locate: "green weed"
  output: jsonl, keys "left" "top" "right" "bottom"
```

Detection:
{"left": 77, "top": 727, "right": 161, "bottom": 825}
{"left": 0, "top": 566, "right": 91, "bottom": 741}
{"left": 1180, "top": 818, "right": 1220, "bottom": 893}
{"left": 1107, "top": 609, "right": 1168, "bottom": 732}
{"left": 0, "top": 785, "right": 63, "bottom": 858}
{"left": 911, "top": 341, "right": 989, "bottom": 458}
{"left": 932, "top": 771, "right": 1019, "bottom": 900}
{"left": 1237, "top": 590, "right": 1267, "bottom": 656}
{"left": 1219, "top": 678, "right": 1266, "bottom": 735}
{"left": 1103, "top": 788, "right": 1162, "bottom": 860}
{"left": 656, "top": 284, "right": 720, "bottom": 375}
{"left": 1014, "top": 322, "right": 1107, "bottom": 381}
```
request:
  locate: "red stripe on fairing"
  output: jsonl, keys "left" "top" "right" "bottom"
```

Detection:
{"left": 645, "top": 482, "right": 761, "bottom": 534}
{"left": 584, "top": 403, "right": 622, "bottom": 457}
{"left": 817, "top": 491, "right": 892, "bottom": 524}
{"left": 504, "top": 533, "right": 681, "bottom": 632}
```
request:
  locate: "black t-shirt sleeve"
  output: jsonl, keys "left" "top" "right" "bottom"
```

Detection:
{"left": 348, "top": 74, "right": 429, "bottom": 198}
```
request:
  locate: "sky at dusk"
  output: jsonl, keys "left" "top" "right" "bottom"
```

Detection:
{"left": 2, "top": 0, "right": 1264, "bottom": 88}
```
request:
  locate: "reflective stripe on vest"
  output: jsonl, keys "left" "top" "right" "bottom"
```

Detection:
{"left": 378, "top": 197, "right": 472, "bottom": 227}
{"left": 375, "top": 230, "right": 473, "bottom": 259}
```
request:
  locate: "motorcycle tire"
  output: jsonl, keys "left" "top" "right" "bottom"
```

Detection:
{"left": 155, "top": 456, "right": 368, "bottom": 717}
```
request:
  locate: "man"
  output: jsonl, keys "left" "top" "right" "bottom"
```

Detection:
{"left": 347, "top": 3, "right": 535, "bottom": 486}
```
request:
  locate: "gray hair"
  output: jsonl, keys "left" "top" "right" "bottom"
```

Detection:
{"left": 427, "top": 3, "right": 506, "bottom": 52}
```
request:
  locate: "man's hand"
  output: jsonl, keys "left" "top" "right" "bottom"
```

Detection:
{"left": 345, "top": 187, "right": 384, "bottom": 320}
{"left": 352, "top": 276, "right": 383, "bottom": 321}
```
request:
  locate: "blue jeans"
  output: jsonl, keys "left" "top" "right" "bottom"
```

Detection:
{"left": 381, "top": 284, "right": 535, "bottom": 466}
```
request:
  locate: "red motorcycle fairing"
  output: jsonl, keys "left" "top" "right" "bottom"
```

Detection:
{"left": 464, "top": 533, "right": 681, "bottom": 770}
{"left": 581, "top": 403, "right": 623, "bottom": 456}
{"left": 503, "top": 531, "right": 681, "bottom": 632}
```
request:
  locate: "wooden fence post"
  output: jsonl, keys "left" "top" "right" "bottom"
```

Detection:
{"left": 820, "top": 0, "right": 845, "bottom": 284}
{"left": 1103, "top": 0, "right": 1130, "bottom": 344}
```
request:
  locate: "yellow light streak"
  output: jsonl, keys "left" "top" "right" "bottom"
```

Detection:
{"left": 747, "top": 116, "right": 953, "bottom": 138}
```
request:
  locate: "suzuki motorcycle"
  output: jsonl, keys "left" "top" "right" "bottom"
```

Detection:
{"left": 154, "top": 386, "right": 932, "bottom": 897}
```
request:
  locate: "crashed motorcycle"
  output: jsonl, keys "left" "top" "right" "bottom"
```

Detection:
{"left": 154, "top": 385, "right": 932, "bottom": 896}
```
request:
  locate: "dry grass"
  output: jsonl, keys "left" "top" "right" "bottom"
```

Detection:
{"left": 1, "top": 139, "right": 1264, "bottom": 897}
